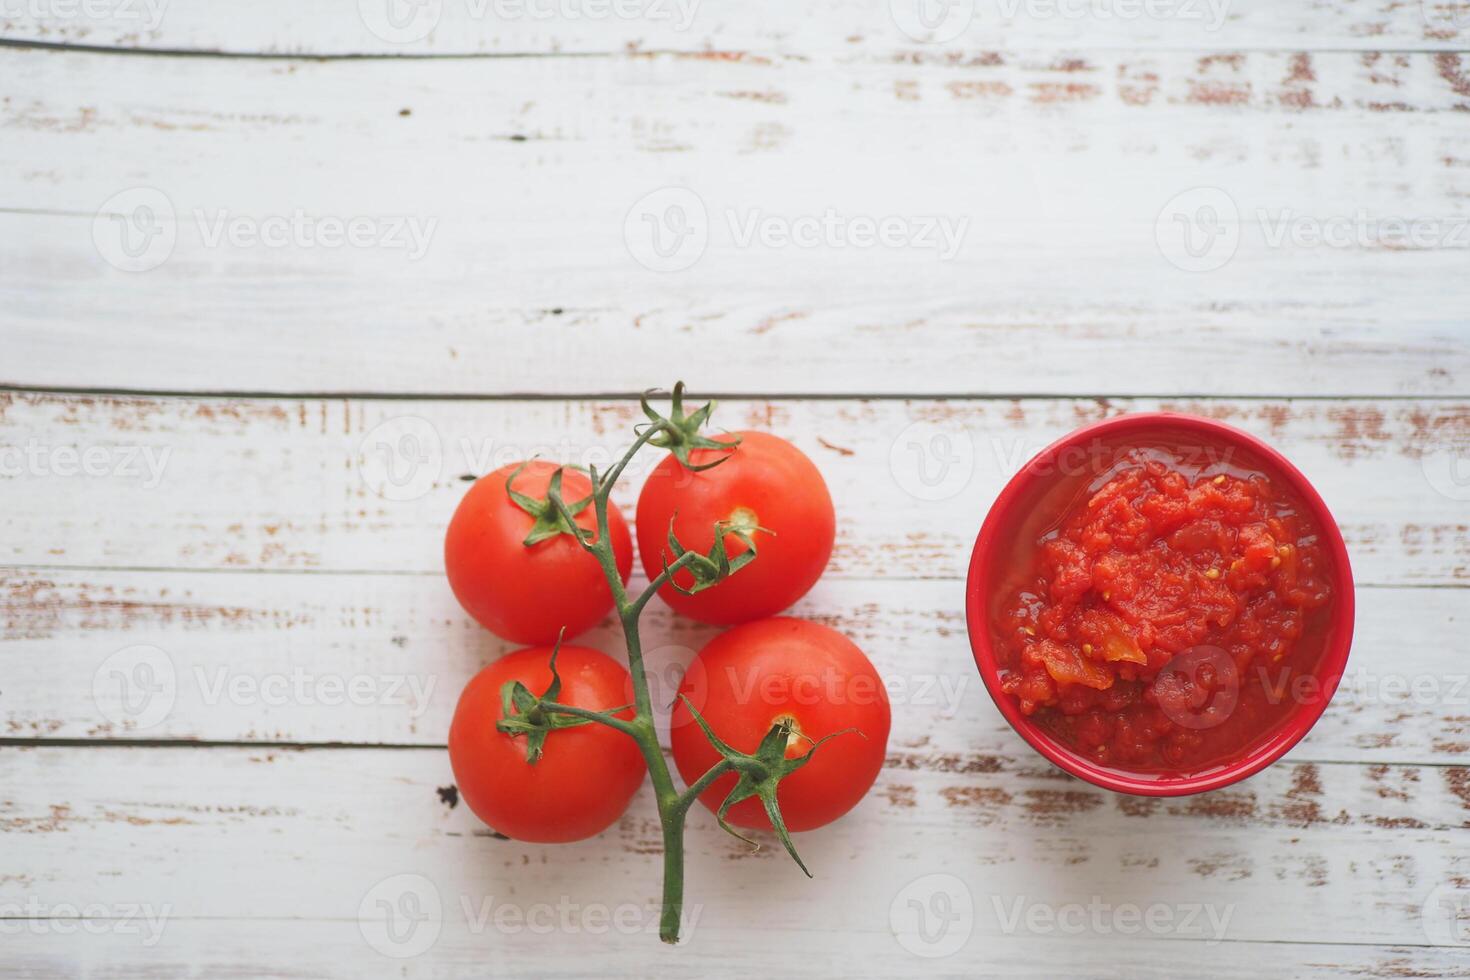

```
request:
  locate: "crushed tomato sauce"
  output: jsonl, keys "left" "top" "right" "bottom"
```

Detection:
{"left": 996, "top": 445, "right": 1334, "bottom": 773}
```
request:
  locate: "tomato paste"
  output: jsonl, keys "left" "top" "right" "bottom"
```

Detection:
{"left": 995, "top": 443, "right": 1334, "bottom": 773}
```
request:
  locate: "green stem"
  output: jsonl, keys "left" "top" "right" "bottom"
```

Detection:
{"left": 657, "top": 807, "right": 688, "bottom": 942}
{"left": 626, "top": 551, "right": 698, "bottom": 621}
{"left": 537, "top": 701, "right": 639, "bottom": 738}
{"left": 542, "top": 417, "right": 702, "bottom": 943}
{"left": 620, "top": 608, "right": 656, "bottom": 721}
{"left": 521, "top": 391, "right": 849, "bottom": 944}
{"left": 675, "top": 758, "right": 734, "bottom": 814}
{"left": 599, "top": 421, "right": 667, "bottom": 500}
{"left": 535, "top": 400, "right": 765, "bottom": 944}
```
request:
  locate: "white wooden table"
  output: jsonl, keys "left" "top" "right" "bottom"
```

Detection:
{"left": 4, "top": 2, "right": 1470, "bottom": 976}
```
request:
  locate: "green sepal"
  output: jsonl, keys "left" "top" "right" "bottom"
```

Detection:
{"left": 677, "top": 695, "right": 859, "bottom": 878}
{"left": 662, "top": 516, "right": 771, "bottom": 597}
{"left": 505, "top": 462, "right": 594, "bottom": 547}
{"left": 641, "top": 382, "right": 740, "bottom": 471}
{"left": 495, "top": 632, "right": 629, "bottom": 763}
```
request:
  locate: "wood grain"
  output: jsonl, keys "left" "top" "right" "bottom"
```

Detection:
{"left": 5, "top": 4, "right": 1469, "bottom": 972}
{"left": 4, "top": 393, "right": 1467, "bottom": 582}
{"left": 5, "top": 922, "right": 1469, "bottom": 979}
{"left": 2, "top": 745, "right": 1469, "bottom": 952}
{"left": 3, "top": 567, "right": 1466, "bottom": 767}
{"left": 4, "top": 0, "right": 1469, "bottom": 56}
{"left": 2, "top": 46, "right": 1468, "bottom": 396}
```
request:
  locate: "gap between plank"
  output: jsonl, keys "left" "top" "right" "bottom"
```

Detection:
{"left": 1, "top": 36, "right": 1466, "bottom": 60}
{"left": 2, "top": 384, "right": 1467, "bottom": 404}
{"left": 2, "top": 562, "right": 1464, "bottom": 590}
{"left": 0, "top": 737, "right": 1461, "bottom": 772}
{"left": 0, "top": 36, "right": 615, "bottom": 60}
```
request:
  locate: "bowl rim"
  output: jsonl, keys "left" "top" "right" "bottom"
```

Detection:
{"left": 964, "top": 411, "right": 1356, "bottom": 797}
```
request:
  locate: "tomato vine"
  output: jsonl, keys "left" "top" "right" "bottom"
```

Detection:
{"left": 490, "top": 383, "right": 841, "bottom": 944}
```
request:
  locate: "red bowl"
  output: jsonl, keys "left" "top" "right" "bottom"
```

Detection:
{"left": 965, "top": 412, "right": 1355, "bottom": 796}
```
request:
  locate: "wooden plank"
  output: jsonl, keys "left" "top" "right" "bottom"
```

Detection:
{"left": 4, "top": 923, "right": 1469, "bottom": 980}
{"left": 2, "top": 47, "right": 1468, "bottom": 396}
{"left": 1, "top": 744, "right": 1468, "bottom": 950}
{"left": 3, "top": 0, "right": 1469, "bottom": 56}
{"left": 4, "top": 4, "right": 1464, "bottom": 975}
{"left": 3, "top": 393, "right": 1467, "bottom": 583}
{"left": 3, "top": 565, "right": 1467, "bottom": 765}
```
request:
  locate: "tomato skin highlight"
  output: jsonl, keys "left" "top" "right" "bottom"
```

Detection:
{"left": 448, "top": 646, "right": 646, "bottom": 843}
{"left": 635, "top": 431, "right": 835, "bottom": 625}
{"left": 670, "top": 617, "right": 890, "bottom": 833}
{"left": 445, "top": 461, "right": 633, "bottom": 645}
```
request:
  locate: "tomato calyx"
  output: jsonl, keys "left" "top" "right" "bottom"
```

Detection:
{"left": 676, "top": 695, "right": 858, "bottom": 877}
{"left": 640, "top": 382, "right": 740, "bottom": 472}
{"left": 495, "top": 633, "right": 632, "bottom": 764}
{"left": 505, "top": 462, "right": 595, "bottom": 547}
{"left": 661, "top": 515, "right": 772, "bottom": 597}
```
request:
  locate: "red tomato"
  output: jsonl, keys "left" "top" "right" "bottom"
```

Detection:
{"left": 635, "top": 431, "right": 834, "bottom": 625}
{"left": 670, "top": 617, "right": 890, "bottom": 833}
{"left": 445, "top": 461, "right": 632, "bottom": 644}
{"left": 449, "top": 645, "right": 646, "bottom": 842}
